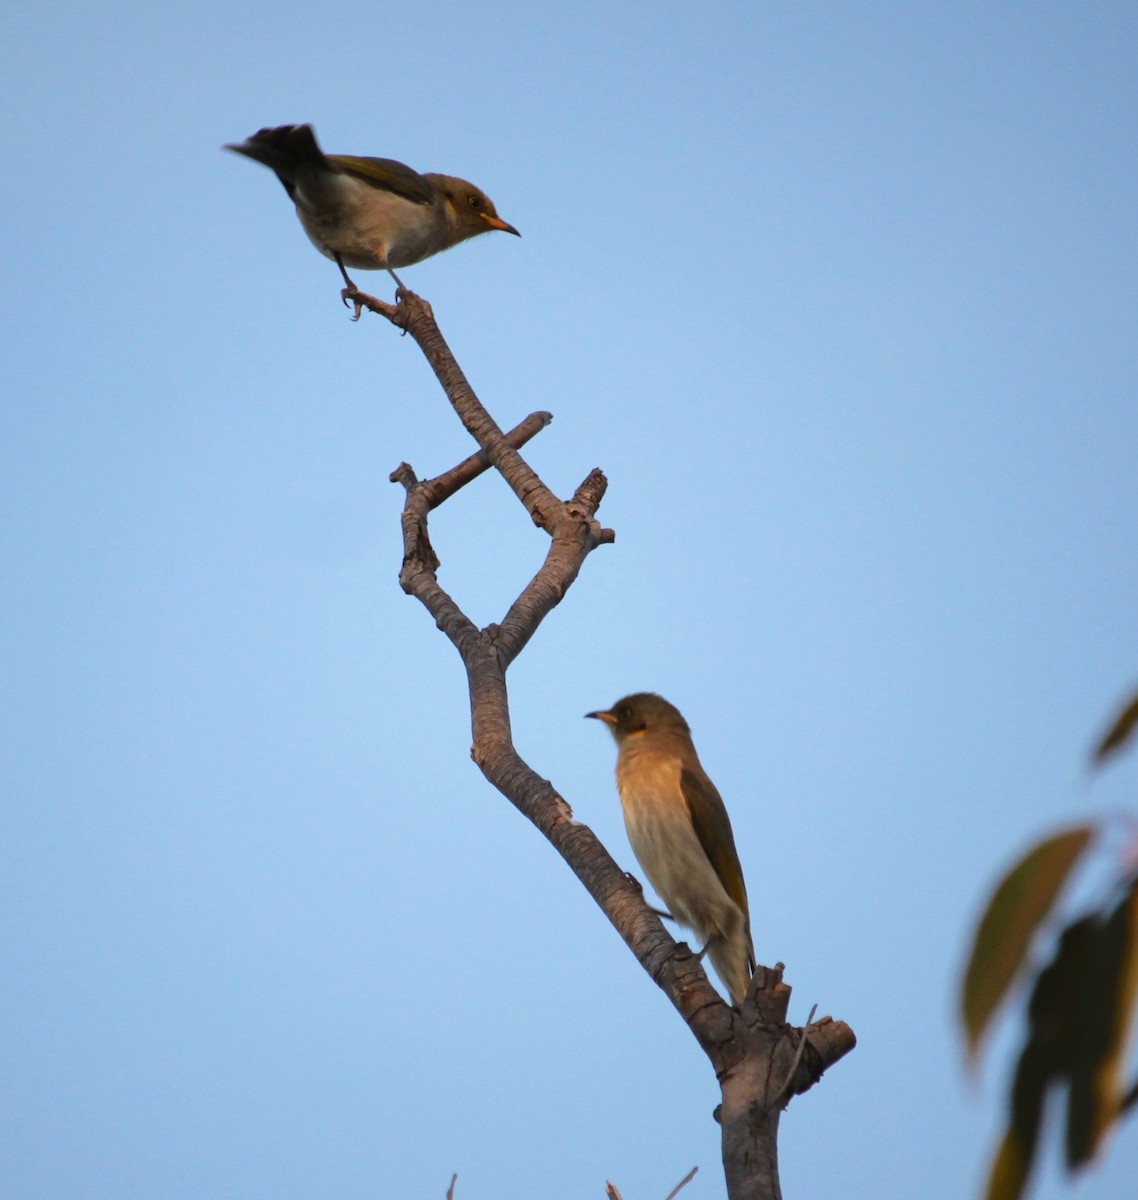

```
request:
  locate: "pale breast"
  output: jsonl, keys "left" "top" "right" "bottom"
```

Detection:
{"left": 616, "top": 743, "right": 740, "bottom": 942}
{"left": 294, "top": 171, "right": 445, "bottom": 269}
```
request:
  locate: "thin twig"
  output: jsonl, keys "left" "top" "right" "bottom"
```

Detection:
{"left": 769, "top": 1003, "right": 819, "bottom": 1109}
{"left": 663, "top": 1165, "right": 699, "bottom": 1200}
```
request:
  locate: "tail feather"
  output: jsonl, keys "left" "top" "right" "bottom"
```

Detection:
{"left": 708, "top": 928, "right": 753, "bottom": 1006}
{"left": 224, "top": 125, "right": 327, "bottom": 195}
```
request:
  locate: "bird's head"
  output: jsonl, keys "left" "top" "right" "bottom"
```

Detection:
{"left": 428, "top": 174, "right": 521, "bottom": 246}
{"left": 586, "top": 693, "right": 690, "bottom": 744}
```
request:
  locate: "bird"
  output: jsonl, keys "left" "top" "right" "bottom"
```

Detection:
{"left": 587, "top": 693, "right": 755, "bottom": 1005}
{"left": 224, "top": 124, "right": 519, "bottom": 290}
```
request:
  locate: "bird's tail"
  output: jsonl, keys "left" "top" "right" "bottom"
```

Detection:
{"left": 708, "top": 924, "right": 754, "bottom": 1007}
{"left": 223, "top": 125, "right": 328, "bottom": 191}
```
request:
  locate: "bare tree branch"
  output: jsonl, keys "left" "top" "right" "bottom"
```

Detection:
{"left": 358, "top": 287, "right": 855, "bottom": 1199}
{"left": 357, "top": 287, "right": 567, "bottom": 527}
{"left": 391, "top": 410, "right": 553, "bottom": 510}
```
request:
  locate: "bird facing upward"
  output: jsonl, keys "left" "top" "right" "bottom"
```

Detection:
{"left": 587, "top": 693, "right": 755, "bottom": 1005}
{"left": 224, "top": 124, "right": 519, "bottom": 291}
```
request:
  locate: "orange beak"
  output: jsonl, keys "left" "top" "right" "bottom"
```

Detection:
{"left": 481, "top": 213, "right": 521, "bottom": 237}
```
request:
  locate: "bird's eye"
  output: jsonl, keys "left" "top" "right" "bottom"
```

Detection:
{"left": 617, "top": 705, "right": 632, "bottom": 721}
{"left": 468, "top": 194, "right": 483, "bottom": 210}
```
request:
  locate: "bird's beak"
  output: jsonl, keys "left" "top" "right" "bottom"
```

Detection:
{"left": 585, "top": 710, "right": 617, "bottom": 726}
{"left": 481, "top": 213, "right": 521, "bottom": 236}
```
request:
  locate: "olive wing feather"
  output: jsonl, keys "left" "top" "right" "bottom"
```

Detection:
{"left": 680, "top": 767, "right": 751, "bottom": 923}
{"left": 327, "top": 155, "right": 437, "bottom": 205}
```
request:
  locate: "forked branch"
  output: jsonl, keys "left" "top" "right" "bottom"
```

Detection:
{"left": 363, "top": 287, "right": 855, "bottom": 1200}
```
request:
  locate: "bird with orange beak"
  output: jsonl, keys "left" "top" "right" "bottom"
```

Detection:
{"left": 225, "top": 124, "right": 520, "bottom": 291}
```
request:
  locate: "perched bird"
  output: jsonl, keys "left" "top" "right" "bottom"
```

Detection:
{"left": 224, "top": 124, "right": 519, "bottom": 290}
{"left": 587, "top": 693, "right": 755, "bottom": 1004}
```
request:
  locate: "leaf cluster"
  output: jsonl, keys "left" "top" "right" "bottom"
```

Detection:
{"left": 960, "top": 686, "right": 1138, "bottom": 1200}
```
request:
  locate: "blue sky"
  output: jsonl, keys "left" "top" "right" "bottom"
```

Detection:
{"left": 3, "top": 3, "right": 1137, "bottom": 1198}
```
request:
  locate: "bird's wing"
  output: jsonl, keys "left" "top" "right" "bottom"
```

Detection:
{"left": 327, "top": 155, "right": 436, "bottom": 205}
{"left": 680, "top": 767, "right": 751, "bottom": 922}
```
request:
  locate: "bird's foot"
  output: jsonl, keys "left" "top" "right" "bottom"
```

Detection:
{"left": 334, "top": 253, "right": 357, "bottom": 297}
{"left": 340, "top": 284, "right": 366, "bottom": 321}
{"left": 623, "top": 873, "right": 672, "bottom": 920}
{"left": 693, "top": 935, "right": 718, "bottom": 962}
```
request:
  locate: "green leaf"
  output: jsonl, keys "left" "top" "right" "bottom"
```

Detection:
{"left": 1066, "top": 878, "right": 1138, "bottom": 1168}
{"left": 961, "top": 825, "right": 1096, "bottom": 1063}
{"left": 1065, "top": 911, "right": 1121, "bottom": 1166}
{"left": 984, "top": 1128, "right": 1030, "bottom": 1200}
{"left": 985, "top": 917, "right": 1096, "bottom": 1198}
{"left": 1093, "top": 688, "right": 1138, "bottom": 767}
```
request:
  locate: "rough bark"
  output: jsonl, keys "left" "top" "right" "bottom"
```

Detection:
{"left": 350, "top": 284, "right": 856, "bottom": 1198}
